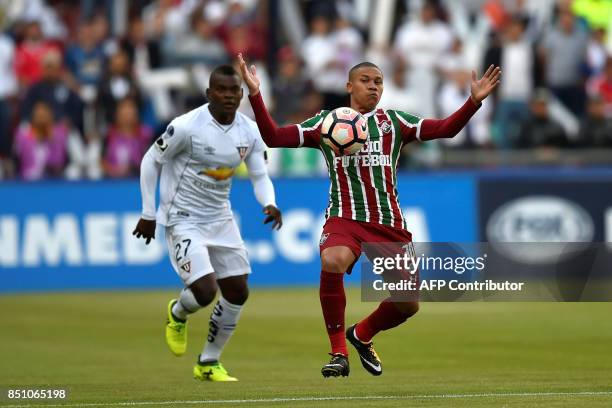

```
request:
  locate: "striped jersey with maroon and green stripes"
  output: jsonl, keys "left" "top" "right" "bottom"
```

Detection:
{"left": 298, "top": 108, "right": 422, "bottom": 230}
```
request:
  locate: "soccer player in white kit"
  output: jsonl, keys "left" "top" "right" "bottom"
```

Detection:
{"left": 133, "top": 65, "right": 282, "bottom": 382}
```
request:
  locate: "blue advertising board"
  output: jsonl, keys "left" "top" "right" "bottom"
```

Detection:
{"left": 0, "top": 176, "right": 476, "bottom": 292}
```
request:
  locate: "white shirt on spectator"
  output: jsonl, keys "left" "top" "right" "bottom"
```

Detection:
{"left": 499, "top": 41, "right": 533, "bottom": 101}
{"left": 393, "top": 18, "right": 453, "bottom": 69}
{"left": 0, "top": 34, "right": 17, "bottom": 98}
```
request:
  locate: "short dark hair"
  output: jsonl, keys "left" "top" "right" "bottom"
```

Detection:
{"left": 209, "top": 65, "right": 240, "bottom": 87}
{"left": 348, "top": 62, "right": 382, "bottom": 80}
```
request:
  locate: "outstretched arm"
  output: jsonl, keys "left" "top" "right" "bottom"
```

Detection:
{"left": 239, "top": 53, "right": 314, "bottom": 148}
{"left": 409, "top": 65, "right": 501, "bottom": 142}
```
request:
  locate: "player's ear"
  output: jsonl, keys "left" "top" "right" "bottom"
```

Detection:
{"left": 205, "top": 88, "right": 210, "bottom": 100}
{"left": 239, "top": 86, "right": 243, "bottom": 100}
{"left": 346, "top": 80, "right": 353, "bottom": 94}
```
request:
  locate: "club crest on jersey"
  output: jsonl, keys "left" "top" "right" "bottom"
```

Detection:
{"left": 237, "top": 146, "right": 248, "bottom": 160}
{"left": 319, "top": 233, "right": 330, "bottom": 246}
{"left": 203, "top": 145, "right": 216, "bottom": 155}
{"left": 180, "top": 261, "right": 191, "bottom": 273}
{"left": 380, "top": 120, "right": 392, "bottom": 134}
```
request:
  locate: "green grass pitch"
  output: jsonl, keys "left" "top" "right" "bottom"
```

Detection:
{"left": 1, "top": 288, "right": 611, "bottom": 407}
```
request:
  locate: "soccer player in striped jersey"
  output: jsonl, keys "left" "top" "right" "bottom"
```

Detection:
{"left": 239, "top": 53, "right": 501, "bottom": 377}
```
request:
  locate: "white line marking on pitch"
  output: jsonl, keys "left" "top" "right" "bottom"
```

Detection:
{"left": 2, "top": 391, "right": 612, "bottom": 408}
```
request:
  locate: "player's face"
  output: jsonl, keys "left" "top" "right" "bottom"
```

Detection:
{"left": 347, "top": 67, "right": 384, "bottom": 113}
{"left": 207, "top": 74, "right": 243, "bottom": 116}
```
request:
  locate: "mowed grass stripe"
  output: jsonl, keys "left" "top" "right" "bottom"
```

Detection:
{"left": 2, "top": 391, "right": 612, "bottom": 408}
{"left": 1, "top": 289, "right": 611, "bottom": 408}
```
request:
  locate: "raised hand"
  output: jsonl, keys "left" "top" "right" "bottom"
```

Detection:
{"left": 237, "top": 53, "right": 261, "bottom": 96}
{"left": 470, "top": 64, "right": 502, "bottom": 104}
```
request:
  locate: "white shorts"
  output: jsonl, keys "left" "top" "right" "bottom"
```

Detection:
{"left": 164, "top": 218, "right": 251, "bottom": 286}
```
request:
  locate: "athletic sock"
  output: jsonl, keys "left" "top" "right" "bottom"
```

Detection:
{"left": 319, "top": 270, "right": 347, "bottom": 356}
{"left": 200, "top": 296, "right": 243, "bottom": 363}
{"left": 355, "top": 299, "right": 415, "bottom": 343}
{"left": 172, "top": 288, "right": 201, "bottom": 321}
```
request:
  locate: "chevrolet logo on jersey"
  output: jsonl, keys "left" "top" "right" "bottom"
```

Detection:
{"left": 199, "top": 167, "right": 236, "bottom": 180}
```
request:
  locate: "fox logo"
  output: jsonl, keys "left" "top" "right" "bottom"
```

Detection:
{"left": 319, "top": 233, "right": 330, "bottom": 246}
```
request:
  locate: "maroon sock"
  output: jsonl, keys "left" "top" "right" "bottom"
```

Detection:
{"left": 319, "top": 270, "right": 347, "bottom": 356}
{"left": 355, "top": 299, "right": 416, "bottom": 343}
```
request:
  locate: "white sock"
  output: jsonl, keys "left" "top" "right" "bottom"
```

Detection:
{"left": 199, "top": 297, "right": 243, "bottom": 363}
{"left": 171, "top": 288, "right": 201, "bottom": 320}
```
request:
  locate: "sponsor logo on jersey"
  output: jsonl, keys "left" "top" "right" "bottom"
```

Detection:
{"left": 237, "top": 146, "right": 248, "bottom": 160}
{"left": 203, "top": 146, "right": 216, "bottom": 155}
{"left": 199, "top": 167, "right": 235, "bottom": 180}
{"left": 334, "top": 154, "right": 392, "bottom": 168}
{"left": 180, "top": 261, "right": 191, "bottom": 273}
{"left": 165, "top": 125, "right": 174, "bottom": 137}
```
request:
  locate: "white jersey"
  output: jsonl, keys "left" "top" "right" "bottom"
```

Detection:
{"left": 141, "top": 103, "right": 272, "bottom": 226}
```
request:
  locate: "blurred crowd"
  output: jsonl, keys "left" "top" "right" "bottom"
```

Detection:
{"left": 0, "top": 0, "right": 612, "bottom": 180}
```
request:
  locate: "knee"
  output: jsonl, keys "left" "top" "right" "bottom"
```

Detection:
{"left": 321, "top": 249, "right": 354, "bottom": 274}
{"left": 394, "top": 301, "right": 419, "bottom": 317}
{"left": 190, "top": 283, "right": 217, "bottom": 307}
{"left": 222, "top": 285, "right": 249, "bottom": 306}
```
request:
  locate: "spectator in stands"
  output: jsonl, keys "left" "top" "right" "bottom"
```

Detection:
{"left": 437, "top": 69, "right": 492, "bottom": 148}
{"left": 516, "top": 89, "right": 568, "bottom": 148}
{"left": 91, "top": 12, "right": 118, "bottom": 57}
{"left": 14, "top": 20, "right": 58, "bottom": 88}
{"left": 97, "top": 49, "right": 141, "bottom": 124}
{"left": 102, "top": 98, "right": 152, "bottom": 178}
{"left": 394, "top": 1, "right": 453, "bottom": 70}
{"left": 485, "top": 17, "right": 538, "bottom": 147}
{"left": 587, "top": 56, "right": 612, "bottom": 117}
{"left": 22, "top": 50, "right": 84, "bottom": 133}
{"left": 586, "top": 28, "right": 608, "bottom": 77}
{"left": 163, "top": 9, "right": 228, "bottom": 66}
{"left": 0, "top": 31, "right": 17, "bottom": 178}
{"left": 216, "top": 1, "right": 266, "bottom": 61}
{"left": 540, "top": 9, "right": 589, "bottom": 116}
{"left": 14, "top": 101, "right": 69, "bottom": 180}
{"left": 272, "top": 47, "right": 313, "bottom": 124}
{"left": 302, "top": 15, "right": 347, "bottom": 109}
{"left": 143, "top": 0, "right": 199, "bottom": 40}
{"left": 120, "top": 16, "right": 162, "bottom": 74}
{"left": 65, "top": 19, "right": 106, "bottom": 89}
{"left": 394, "top": 1, "right": 453, "bottom": 117}
{"left": 577, "top": 96, "right": 612, "bottom": 147}
{"left": 331, "top": 15, "right": 363, "bottom": 78}
{"left": 378, "top": 60, "right": 421, "bottom": 115}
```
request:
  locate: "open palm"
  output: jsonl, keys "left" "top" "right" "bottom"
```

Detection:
{"left": 238, "top": 53, "right": 260, "bottom": 96}
{"left": 471, "top": 64, "right": 502, "bottom": 103}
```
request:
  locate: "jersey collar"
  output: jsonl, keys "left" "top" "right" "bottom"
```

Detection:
{"left": 362, "top": 108, "right": 377, "bottom": 118}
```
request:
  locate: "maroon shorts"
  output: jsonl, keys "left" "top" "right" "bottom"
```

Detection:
{"left": 319, "top": 216, "right": 413, "bottom": 257}
{"left": 320, "top": 217, "right": 418, "bottom": 299}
